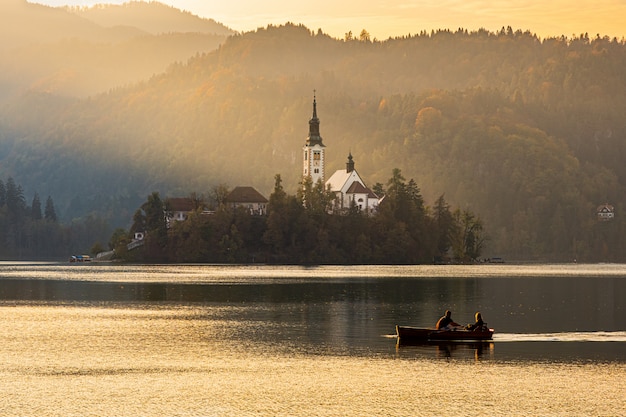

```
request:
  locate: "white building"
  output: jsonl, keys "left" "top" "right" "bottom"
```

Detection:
{"left": 301, "top": 94, "right": 379, "bottom": 214}
{"left": 596, "top": 203, "right": 615, "bottom": 221}
{"left": 326, "top": 153, "right": 379, "bottom": 214}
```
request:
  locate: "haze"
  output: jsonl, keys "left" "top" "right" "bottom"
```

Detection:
{"left": 32, "top": 0, "right": 626, "bottom": 40}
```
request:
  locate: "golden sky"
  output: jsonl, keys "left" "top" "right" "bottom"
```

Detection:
{"left": 34, "top": 0, "right": 626, "bottom": 40}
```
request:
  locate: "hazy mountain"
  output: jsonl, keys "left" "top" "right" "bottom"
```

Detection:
{"left": 70, "top": 1, "right": 233, "bottom": 36}
{"left": 1, "top": 18, "right": 626, "bottom": 260}
{"left": 0, "top": 1, "right": 234, "bottom": 99}
{"left": 1, "top": 1, "right": 123, "bottom": 49}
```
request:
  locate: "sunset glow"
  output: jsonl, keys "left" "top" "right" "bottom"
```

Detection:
{"left": 32, "top": 0, "right": 626, "bottom": 40}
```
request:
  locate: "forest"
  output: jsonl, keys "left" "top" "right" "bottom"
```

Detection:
{"left": 1, "top": 3, "right": 626, "bottom": 261}
{"left": 0, "top": 177, "right": 109, "bottom": 259}
{"left": 115, "top": 171, "right": 485, "bottom": 264}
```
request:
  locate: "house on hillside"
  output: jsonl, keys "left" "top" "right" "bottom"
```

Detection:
{"left": 597, "top": 203, "right": 615, "bottom": 221}
{"left": 225, "top": 186, "right": 268, "bottom": 215}
{"left": 165, "top": 197, "right": 196, "bottom": 226}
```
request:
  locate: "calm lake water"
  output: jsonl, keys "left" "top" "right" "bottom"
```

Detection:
{"left": 0, "top": 262, "right": 624, "bottom": 416}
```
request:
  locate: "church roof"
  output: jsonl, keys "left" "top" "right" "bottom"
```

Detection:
{"left": 346, "top": 181, "right": 368, "bottom": 194}
{"left": 346, "top": 181, "right": 378, "bottom": 198}
{"left": 326, "top": 169, "right": 378, "bottom": 198}
{"left": 597, "top": 203, "right": 614, "bottom": 212}
{"left": 166, "top": 197, "right": 195, "bottom": 212}
{"left": 225, "top": 186, "right": 268, "bottom": 203}
{"left": 326, "top": 169, "right": 352, "bottom": 192}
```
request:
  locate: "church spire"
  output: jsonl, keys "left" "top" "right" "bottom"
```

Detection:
{"left": 302, "top": 91, "right": 326, "bottom": 185}
{"left": 346, "top": 152, "right": 355, "bottom": 173}
{"left": 306, "top": 91, "right": 323, "bottom": 146}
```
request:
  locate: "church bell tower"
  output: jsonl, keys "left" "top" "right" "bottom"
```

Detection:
{"left": 302, "top": 93, "right": 326, "bottom": 185}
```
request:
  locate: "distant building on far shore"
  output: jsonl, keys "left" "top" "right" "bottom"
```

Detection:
{"left": 224, "top": 186, "right": 268, "bottom": 215}
{"left": 596, "top": 203, "right": 615, "bottom": 221}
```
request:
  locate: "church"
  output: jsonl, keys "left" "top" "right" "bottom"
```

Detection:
{"left": 302, "top": 94, "right": 379, "bottom": 214}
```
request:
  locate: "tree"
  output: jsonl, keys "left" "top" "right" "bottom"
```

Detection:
{"left": 142, "top": 192, "right": 166, "bottom": 233}
{"left": 218, "top": 224, "right": 244, "bottom": 262}
{"left": 168, "top": 210, "right": 213, "bottom": 262}
{"left": 268, "top": 174, "right": 287, "bottom": 207}
{"left": 452, "top": 209, "right": 486, "bottom": 262}
{"left": 5, "top": 177, "right": 26, "bottom": 217}
{"left": 372, "top": 182, "right": 385, "bottom": 198}
{"left": 31, "top": 193, "right": 42, "bottom": 220}
{"left": 264, "top": 174, "right": 308, "bottom": 262}
{"left": 130, "top": 208, "right": 145, "bottom": 235}
{"left": 44, "top": 196, "right": 57, "bottom": 222}
{"left": 298, "top": 176, "right": 334, "bottom": 216}
{"left": 109, "top": 227, "right": 131, "bottom": 260}
{"left": 264, "top": 174, "right": 289, "bottom": 256}
{"left": 209, "top": 183, "right": 230, "bottom": 209}
{"left": 0, "top": 179, "right": 5, "bottom": 207}
{"left": 432, "top": 194, "right": 456, "bottom": 260}
{"left": 140, "top": 192, "right": 168, "bottom": 260}
{"left": 90, "top": 242, "right": 105, "bottom": 256}
{"left": 109, "top": 228, "right": 128, "bottom": 251}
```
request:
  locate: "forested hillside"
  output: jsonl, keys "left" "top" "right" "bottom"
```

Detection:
{"left": 1, "top": 18, "right": 626, "bottom": 261}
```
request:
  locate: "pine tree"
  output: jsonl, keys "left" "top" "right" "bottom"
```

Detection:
{"left": 433, "top": 194, "right": 456, "bottom": 260}
{"left": 31, "top": 193, "right": 42, "bottom": 220}
{"left": 45, "top": 196, "right": 57, "bottom": 222}
{"left": 5, "top": 177, "right": 26, "bottom": 216}
{"left": 140, "top": 192, "right": 168, "bottom": 260}
{"left": 0, "top": 179, "right": 5, "bottom": 207}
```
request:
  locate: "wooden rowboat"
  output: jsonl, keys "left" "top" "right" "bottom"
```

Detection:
{"left": 396, "top": 325, "right": 494, "bottom": 342}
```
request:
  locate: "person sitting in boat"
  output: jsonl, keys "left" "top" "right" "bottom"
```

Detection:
{"left": 435, "top": 310, "right": 460, "bottom": 330}
{"left": 466, "top": 312, "right": 485, "bottom": 331}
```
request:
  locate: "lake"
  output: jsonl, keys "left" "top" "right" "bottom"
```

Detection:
{"left": 0, "top": 262, "right": 624, "bottom": 416}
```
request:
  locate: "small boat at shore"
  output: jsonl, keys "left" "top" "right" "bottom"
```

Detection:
{"left": 69, "top": 255, "right": 91, "bottom": 263}
{"left": 396, "top": 325, "right": 494, "bottom": 342}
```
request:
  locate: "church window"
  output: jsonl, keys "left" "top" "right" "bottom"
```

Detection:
{"left": 314, "top": 152, "right": 321, "bottom": 160}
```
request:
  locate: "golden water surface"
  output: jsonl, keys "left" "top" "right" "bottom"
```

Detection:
{"left": 1, "top": 304, "right": 623, "bottom": 417}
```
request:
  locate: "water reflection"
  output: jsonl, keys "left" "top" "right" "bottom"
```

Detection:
{"left": 0, "top": 264, "right": 624, "bottom": 363}
{"left": 396, "top": 340, "right": 496, "bottom": 361}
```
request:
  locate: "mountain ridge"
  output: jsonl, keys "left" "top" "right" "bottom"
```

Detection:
{"left": 0, "top": 1, "right": 234, "bottom": 99}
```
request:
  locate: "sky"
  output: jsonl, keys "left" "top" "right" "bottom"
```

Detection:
{"left": 33, "top": 0, "right": 626, "bottom": 41}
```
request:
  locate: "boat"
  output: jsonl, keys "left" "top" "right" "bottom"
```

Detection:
{"left": 396, "top": 325, "right": 494, "bottom": 342}
{"left": 69, "top": 255, "right": 91, "bottom": 263}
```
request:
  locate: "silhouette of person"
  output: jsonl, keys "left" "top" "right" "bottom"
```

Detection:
{"left": 436, "top": 310, "right": 460, "bottom": 330}
{"left": 466, "top": 312, "right": 485, "bottom": 331}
